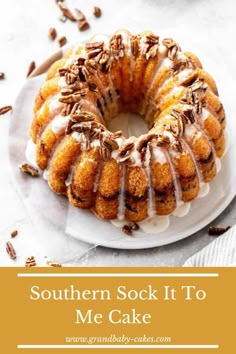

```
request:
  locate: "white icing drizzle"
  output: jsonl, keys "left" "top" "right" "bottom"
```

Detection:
{"left": 216, "top": 157, "right": 221, "bottom": 173}
{"left": 25, "top": 139, "right": 39, "bottom": 169}
{"left": 165, "top": 150, "right": 182, "bottom": 205}
{"left": 181, "top": 138, "right": 203, "bottom": 183}
{"left": 93, "top": 160, "right": 102, "bottom": 193}
{"left": 152, "top": 145, "right": 167, "bottom": 164}
{"left": 65, "top": 170, "right": 73, "bottom": 187}
{"left": 131, "top": 146, "right": 142, "bottom": 167}
{"left": 43, "top": 169, "right": 50, "bottom": 181}
{"left": 117, "top": 163, "right": 126, "bottom": 220}
{"left": 173, "top": 201, "right": 191, "bottom": 217}
{"left": 145, "top": 144, "right": 155, "bottom": 218}
{"left": 138, "top": 215, "right": 170, "bottom": 234}
{"left": 48, "top": 94, "right": 63, "bottom": 113}
{"left": 200, "top": 108, "right": 210, "bottom": 121}
{"left": 110, "top": 219, "right": 127, "bottom": 228}
{"left": 197, "top": 182, "right": 210, "bottom": 198}
{"left": 51, "top": 115, "right": 70, "bottom": 134}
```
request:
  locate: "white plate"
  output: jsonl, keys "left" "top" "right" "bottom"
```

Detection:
{"left": 8, "top": 50, "right": 236, "bottom": 250}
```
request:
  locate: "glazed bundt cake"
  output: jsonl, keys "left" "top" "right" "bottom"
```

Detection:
{"left": 28, "top": 30, "right": 226, "bottom": 226}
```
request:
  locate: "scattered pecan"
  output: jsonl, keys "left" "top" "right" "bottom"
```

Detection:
{"left": 58, "top": 36, "right": 67, "bottom": 47}
{"left": 0, "top": 105, "right": 12, "bottom": 115}
{"left": 25, "top": 256, "right": 37, "bottom": 267}
{"left": 93, "top": 6, "right": 102, "bottom": 18}
{"left": 26, "top": 61, "right": 36, "bottom": 77}
{"left": 6, "top": 241, "right": 16, "bottom": 260}
{"left": 48, "top": 27, "right": 57, "bottom": 40}
{"left": 11, "top": 229, "right": 18, "bottom": 238}
{"left": 47, "top": 260, "right": 62, "bottom": 267}
{"left": 208, "top": 226, "right": 230, "bottom": 236}
{"left": 0, "top": 72, "right": 5, "bottom": 79}
{"left": 75, "top": 8, "right": 86, "bottom": 21}
{"left": 79, "top": 20, "right": 90, "bottom": 31}
{"left": 57, "top": 1, "right": 76, "bottom": 21}
{"left": 122, "top": 225, "right": 133, "bottom": 236}
{"left": 19, "top": 163, "right": 39, "bottom": 177}
{"left": 130, "top": 223, "right": 139, "bottom": 231}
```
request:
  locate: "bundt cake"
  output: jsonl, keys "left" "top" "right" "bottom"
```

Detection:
{"left": 28, "top": 30, "right": 226, "bottom": 228}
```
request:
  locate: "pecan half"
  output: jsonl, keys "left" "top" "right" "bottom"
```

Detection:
{"left": 103, "top": 136, "right": 119, "bottom": 150}
{"left": 48, "top": 27, "right": 57, "bottom": 40}
{"left": 11, "top": 229, "right": 18, "bottom": 238}
{"left": 93, "top": 6, "right": 102, "bottom": 18}
{"left": 6, "top": 241, "right": 16, "bottom": 260}
{"left": 57, "top": 2, "right": 76, "bottom": 21}
{"left": 75, "top": 8, "right": 85, "bottom": 21}
{"left": 26, "top": 61, "right": 36, "bottom": 77}
{"left": 25, "top": 256, "right": 37, "bottom": 267}
{"left": 208, "top": 226, "right": 230, "bottom": 236}
{"left": 122, "top": 225, "right": 133, "bottom": 236}
{"left": 162, "top": 38, "right": 180, "bottom": 60}
{"left": 0, "top": 105, "right": 12, "bottom": 115}
{"left": 71, "top": 111, "right": 96, "bottom": 123}
{"left": 19, "top": 163, "right": 39, "bottom": 177}
{"left": 119, "top": 142, "right": 135, "bottom": 157}
{"left": 136, "top": 134, "right": 156, "bottom": 152}
{"left": 79, "top": 20, "right": 90, "bottom": 31}
{"left": 47, "top": 260, "right": 62, "bottom": 267}
{"left": 131, "top": 35, "right": 139, "bottom": 56}
{"left": 0, "top": 72, "right": 5, "bottom": 79}
{"left": 58, "top": 36, "right": 67, "bottom": 47}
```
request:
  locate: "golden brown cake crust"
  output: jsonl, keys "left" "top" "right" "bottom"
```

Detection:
{"left": 30, "top": 30, "right": 226, "bottom": 223}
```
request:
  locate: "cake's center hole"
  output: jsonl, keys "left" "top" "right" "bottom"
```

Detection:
{"left": 107, "top": 112, "right": 149, "bottom": 138}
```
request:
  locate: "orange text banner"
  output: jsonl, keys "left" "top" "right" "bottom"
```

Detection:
{"left": 1, "top": 267, "right": 235, "bottom": 354}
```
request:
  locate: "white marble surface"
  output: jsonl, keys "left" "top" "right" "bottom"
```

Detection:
{"left": 0, "top": 0, "right": 236, "bottom": 266}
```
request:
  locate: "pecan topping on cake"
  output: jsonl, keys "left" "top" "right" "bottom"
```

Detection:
{"left": 162, "top": 38, "right": 180, "bottom": 60}
{"left": 110, "top": 34, "right": 125, "bottom": 59}
{"left": 131, "top": 35, "right": 140, "bottom": 56}
{"left": 142, "top": 34, "right": 159, "bottom": 59}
